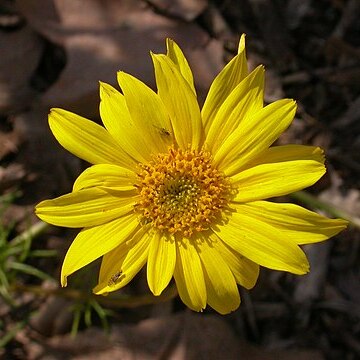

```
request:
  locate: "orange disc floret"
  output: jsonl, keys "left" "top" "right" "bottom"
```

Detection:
{"left": 135, "top": 147, "right": 231, "bottom": 237}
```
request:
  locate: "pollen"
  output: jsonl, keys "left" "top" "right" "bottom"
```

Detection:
{"left": 135, "top": 147, "right": 231, "bottom": 237}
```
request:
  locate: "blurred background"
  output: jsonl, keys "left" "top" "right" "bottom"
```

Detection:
{"left": 0, "top": 0, "right": 359, "bottom": 359}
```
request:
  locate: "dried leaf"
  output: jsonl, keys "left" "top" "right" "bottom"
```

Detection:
{"left": 147, "top": 0, "right": 208, "bottom": 21}
{"left": 25, "top": 312, "right": 325, "bottom": 359}
{"left": 0, "top": 24, "right": 43, "bottom": 114}
{"left": 18, "top": 0, "right": 223, "bottom": 117}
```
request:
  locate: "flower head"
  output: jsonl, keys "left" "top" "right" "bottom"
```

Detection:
{"left": 36, "top": 36, "right": 347, "bottom": 314}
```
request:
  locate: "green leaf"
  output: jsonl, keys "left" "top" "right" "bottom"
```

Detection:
{"left": 29, "top": 249, "right": 58, "bottom": 258}
{"left": 0, "top": 320, "right": 26, "bottom": 348}
{"left": 84, "top": 305, "right": 92, "bottom": 327}
{"left": 8, "top": 262, "right": 54, "bottom": 281}
{"left": 71, "top": 308, "right": 81, "bottom": 337}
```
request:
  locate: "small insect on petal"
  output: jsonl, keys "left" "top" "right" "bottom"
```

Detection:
{"left": 108, "top": 270, "right": 124, "bottom": 286}
{"left": 153, "top": 125, "right": 172, "bottom": 137}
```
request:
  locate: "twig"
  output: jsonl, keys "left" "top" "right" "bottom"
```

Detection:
{"left": 10, "top": 283, "right": 178, "bottom": 309}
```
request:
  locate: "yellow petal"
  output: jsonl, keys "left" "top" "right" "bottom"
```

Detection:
{"left": 99, "top": 82, "right": 147, "bottom": 163}
{"left": 214, "top": 99, "right": 297, "bottom": 175}
{"left": 231, "top": 159, "right": 325, "bottom": 202}
{"left": 73, "top": 164, "right": 136, "bottom": 192}
{"left": 174, "top": 237, "right": 206, "bottom": 312}
{"left": 238, "top": 33, "right": 246, "bottom": 53}
{"left": 49, "top": 108, "right": 133, "bottom": 167}
{"left": 151, "top": 53, "right": 202, "bottom": 150}
{"left": 117, "top": 72, "right": 173, "bottom": 155}
{"left": 61, "top": 213, "right": 139, "bottom": 286}
{"left": 249, "top": 144, "right": 325, "bottom": 167}
{"left": 113, "top": 229, "right": 151, "bottom": 287}
{"left": 238, "top": 201, "right": 348, "bottom": 245}
{"left": 210, "top": 232, "right": 259, "bottom": 289}
{"left": 205, "top": 66, "right": 264, "bottom": 152}
{"left": 214, "top": 210, "right": 309, "bottom": 275}
{"left": 147, "top": 232, "right": 176, "bottom": 296}
{"left": 197, "top": 236, "right": 240, "bottom": 314}
{"left": 166, "top": 38, "right": 195, "bottom": 93}
{"left": 94, "top": 227, "right": 151, "bottom": 294}
{"left": 202, "top": 34, "right": 248, "bottom": 132}
{"left": 36, "top": 188, "right": 136, "bottom": 228}
{"left": 97, "top": 242, "right": 128, "bottom": 284}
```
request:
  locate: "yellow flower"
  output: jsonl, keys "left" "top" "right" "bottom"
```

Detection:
{"left": 35, "top": 36, "right": 347, "bottom": 314}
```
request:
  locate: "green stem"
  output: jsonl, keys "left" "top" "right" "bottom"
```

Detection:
{"left": 291, "top": 191, "right": 360, "bottom": 229}
{"left": 10, "top": 283, "right": 178, "bottom": 308}
{"left": 11, "top": 221, "right": 49, "bottom": 246}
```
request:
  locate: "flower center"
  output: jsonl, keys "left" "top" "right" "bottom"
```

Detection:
{"left": 135, "top": 147, "right": 231, "bottom": 237}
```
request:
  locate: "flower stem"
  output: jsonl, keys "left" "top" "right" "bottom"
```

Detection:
{"left": 11, "top": 221, "right": 49, "bottom": 246}
{"left": 291, "top": 191, "right": 360, "bottom": 229}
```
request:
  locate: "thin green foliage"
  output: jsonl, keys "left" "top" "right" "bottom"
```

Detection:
{"left": 0, "top": 320, "right": 27, "bottom": 348}
{"left": 0, "top": 192, "right": 114, "bottom": 344}
{"left": 0, "top": 192, "right": 56, "bottom": 307}
{"left": 70, "top": 298, "right": 112, "bottom": 337}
